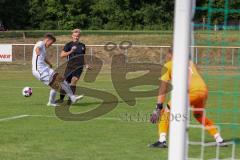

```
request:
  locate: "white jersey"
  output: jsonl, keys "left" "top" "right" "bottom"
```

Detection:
{"left": 32, "top": 41, "right": 48, "bottom": 73}
{"left": 32, "top": 41, "right": 55, "bottom": 85}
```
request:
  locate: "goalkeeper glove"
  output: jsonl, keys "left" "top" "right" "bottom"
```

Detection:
{"left": 150, "top": 103, "right": 163, "bottom": 124}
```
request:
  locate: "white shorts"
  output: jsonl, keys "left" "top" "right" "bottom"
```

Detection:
{"left": 32, "top": 67, "right": 55, "bottom": 85}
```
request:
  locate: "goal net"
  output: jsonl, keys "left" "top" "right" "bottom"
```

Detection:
{"left": 170, "top": 0, "right": 240, "bottom": 160}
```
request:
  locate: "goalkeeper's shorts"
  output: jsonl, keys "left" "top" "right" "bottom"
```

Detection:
{"left": 167, "top": 90, "right": 208, "bottom": 110}
{"left": 189, "top": 90, "right": 208, "bottom": 108}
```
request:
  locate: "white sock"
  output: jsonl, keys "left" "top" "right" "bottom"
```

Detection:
{"left": 214, "top": 133, "right": 223, "bottom": 143}
{"left": 60, "top": 81, "right": 75, "bottom": 100}
{"left": 49, "top": 89, "right": 57, "bottom": 103}
{"left": 159, "top": 133, "right": 167, "bottom": 142}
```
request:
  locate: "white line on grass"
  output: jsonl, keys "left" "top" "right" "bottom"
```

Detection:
{"left": 0, "top": 114, "right": 122, "bottom": 122}
{"left": 27, "top": 114, "right": 56, "bottom": 118}
{"left": 193, "top": 122, "right": 240, "bottom": 126}
{"left": 0, "top": 115, "right": 29, "bottom": 122}
{"left": 219, "top": 122, "right": 240, "bottom": 126}
{"left": 0, "top": 114, "right": 239, "bottom": 127}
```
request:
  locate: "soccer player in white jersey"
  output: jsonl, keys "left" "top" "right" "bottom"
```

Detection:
{"left": 32, "top": 33, "right": 83, "bottom": 106}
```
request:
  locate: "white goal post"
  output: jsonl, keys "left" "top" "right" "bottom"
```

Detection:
{"left": 168, "top": 0, "right": 193, "bottom": 160}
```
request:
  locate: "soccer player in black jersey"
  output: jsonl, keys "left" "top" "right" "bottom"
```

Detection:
{"left": 56, "top": 29, "right": 91, "bottom": 103}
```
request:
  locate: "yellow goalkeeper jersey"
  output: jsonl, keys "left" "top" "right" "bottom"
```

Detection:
{"left": 161, "top": 60, "right": 208, "bottom": 93}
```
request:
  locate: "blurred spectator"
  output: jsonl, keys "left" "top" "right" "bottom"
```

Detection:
{"left": 0, "top": 24, "right": 6, "bottom": 31}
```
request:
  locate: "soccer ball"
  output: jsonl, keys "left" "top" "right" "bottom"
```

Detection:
{"left": 22, "top": 87, "right": 32, "bottom": 97}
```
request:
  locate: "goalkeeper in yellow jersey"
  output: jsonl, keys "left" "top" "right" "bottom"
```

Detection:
{"left": 149, "top": 48, "right": 227, "bottom": 148}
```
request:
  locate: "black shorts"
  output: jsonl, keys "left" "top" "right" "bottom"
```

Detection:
{"left": 65, "top": 68, "right": 83, "bottom": 83}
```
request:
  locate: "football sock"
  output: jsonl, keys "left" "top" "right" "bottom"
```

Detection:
{"left": 159, "top": 132, "right": 167, "bottom": 142}
{"left": 59, "top": 88, "right": 65, "bottom": 100}
{"left": 60, "top": 81, "right": 75, "bottom": 100}
{"left": 49, "top": 89, "right": 57, "bottom": 103}
{"left": 70, "top": 85, "right": 76, "bottom": 94}
{"left": 158, "top": 109, "right": 170, "bottom": 135}
{"left": 214, "top": 133, "right": 224, "bottom": 143}
{"left": 194, "top": 115, "right": 218, "bottom": 137}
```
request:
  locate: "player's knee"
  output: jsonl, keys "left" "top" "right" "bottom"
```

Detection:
{"left": 71, "top": 77, "right": 79, "bottom": 84}
{"left": 49, "top": 73, "right": 64, "bottom": 90}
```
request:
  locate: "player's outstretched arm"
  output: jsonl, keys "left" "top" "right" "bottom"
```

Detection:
{"left": 60, "top": 46, "right": 76, "bottom": 58}
{"left": 60, "top": 50, "right": 70, "bottom": 58}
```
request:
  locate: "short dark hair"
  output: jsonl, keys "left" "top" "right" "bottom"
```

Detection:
{"left": 44, "top": 33, "right": 56, "bottom": 42}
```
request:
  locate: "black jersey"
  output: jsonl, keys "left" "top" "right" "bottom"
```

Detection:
{"left": 63, "top": 41, "right": 86, "bottom": 67}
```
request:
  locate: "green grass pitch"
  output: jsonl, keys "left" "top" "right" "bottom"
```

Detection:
{"left": 0, "top": 67, "right": 239, "bottom": 160}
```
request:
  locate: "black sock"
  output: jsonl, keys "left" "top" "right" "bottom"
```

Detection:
{"left": 70, "top": 85, "right": 76, "bottom": 95}
{"left": 60, "top": 89, "right": 65, "bottom": 100}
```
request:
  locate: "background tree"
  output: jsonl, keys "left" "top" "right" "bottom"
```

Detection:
{"left": 0, "top": 0, "right": 238, "bottom": 30}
